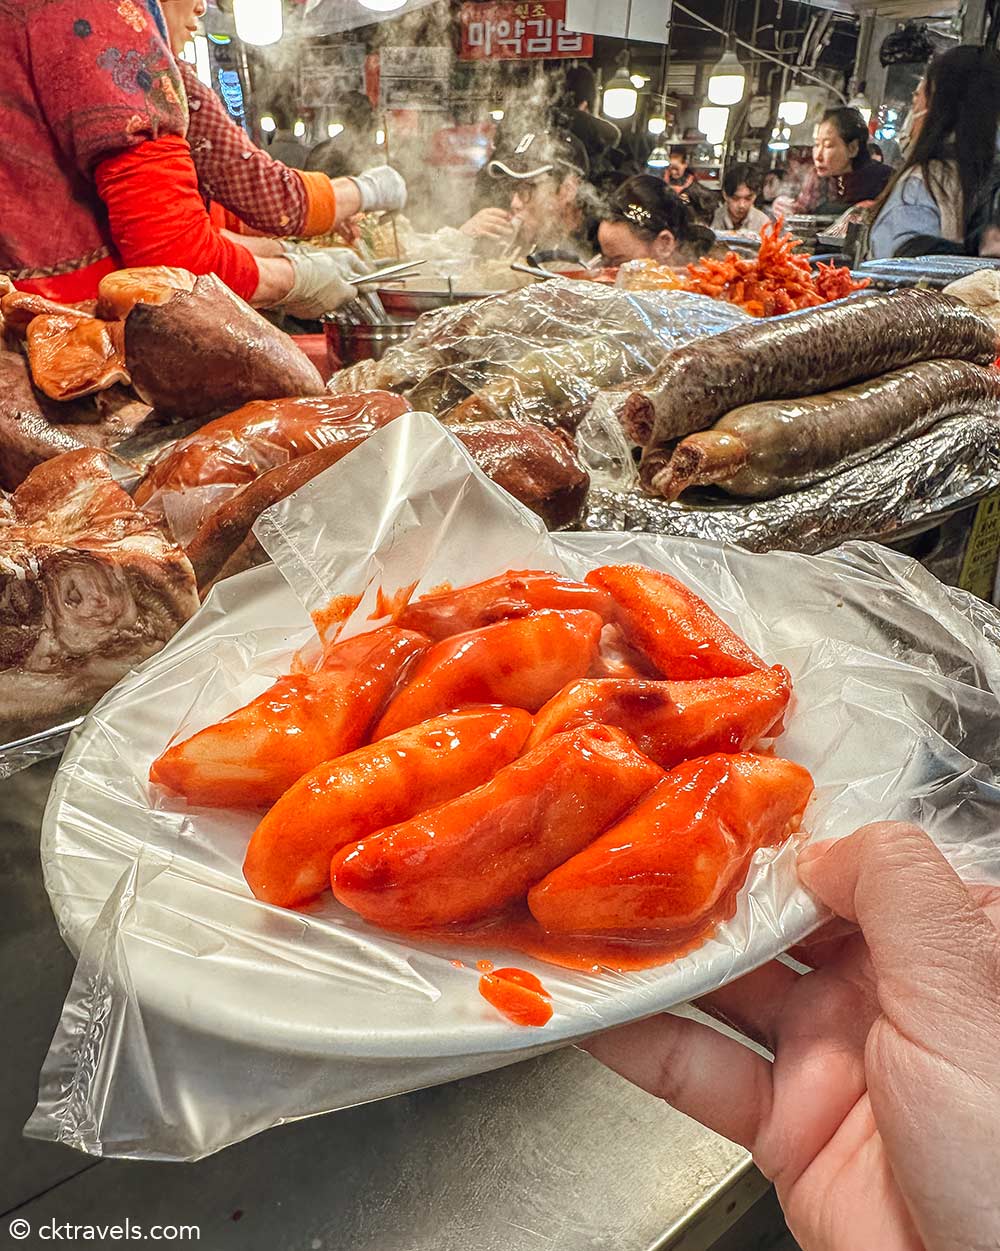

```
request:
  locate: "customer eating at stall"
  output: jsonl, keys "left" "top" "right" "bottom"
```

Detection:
{"left": 869, "top": 44, "right": 1000, "bottom": 259}
{"left": 597, "top": 176, "right": 713, "bottom": 268}
{"left": 460, "top": 129, "right": 597, "bottom": 262}
{"left": 0, "top": 0, "right": 404, "bottom": 319}
{"left": 712, "top": 164, "right": 771, "bottom": 235}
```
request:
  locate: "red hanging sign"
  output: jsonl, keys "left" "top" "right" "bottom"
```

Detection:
{"left": 459, "top": 1, "right": 593, "bottom": 61}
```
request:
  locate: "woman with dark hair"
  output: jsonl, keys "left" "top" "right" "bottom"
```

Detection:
{"left": 810, "top": 107, "right": 892, "bottom": 213}
{"left": 597, "top": 175, "right": 711, "bottom": 266}
{"left": 869, "top": 45, "right": 1000, "bottom": 258}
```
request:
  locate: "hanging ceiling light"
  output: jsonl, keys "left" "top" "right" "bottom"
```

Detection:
{"left": 646, "top": 144, "right": 670, "bottom": 169}
{"left": 707, "top": 48, "right": 746, "bottom": 106}
{"left": 375, "top": 128, "right": 386, "bottom": 145}
{"left": 602, "top": 64, "right": 639, "bottom": 120}
{"left": 777, "top": 88, "right": 808, "bottom": 128}
{"left": 260, "top": 114, "right": 276, "bottom": 133}
{"left": 490, "top": 108, "right": 505, "bottom": 121}
{"left": 698, "top": 105, "right": 730, "bottom": 145}
{"left": 327, "top": 122, "right": 344, "bottom": 138}
{"left": 768, "top": 124, "right": 791, "bottom": 152}
{"left": 293, "top": 119, "right": 306, "bottom": 139}
{"left": 648, "top": 114, "right": 667, "bottom": 136}
{"left": 233, "top": 0, "right": 282, "bottom": 46}
{"left": 359, "top": 0, "right": 408, "bottom": 10}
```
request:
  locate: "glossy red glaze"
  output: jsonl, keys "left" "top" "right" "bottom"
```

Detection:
{"left": 372, "top": 610, "right": 604, "bottom": 738}
{"left": 528, "top": 753, "right": 814, "bottom": 935}
{"left": 330, "top": 724, "right": 663, "bottom": 928}
{"left": 150, "top": 626, "right": 427, "bottom": 809}
{"left": 586, "top": 563, "right": 765, "bottom": 679}
{"left": 394, "top": 571, "right": 615, "bottom": 642}
{"left": 528, "top": 667, "right": 791, "bottom": 768}
{"left": 479, "top": 967, "right": 553, "bottom": 1027}
{"left": 244, "top": 707, "right": 532, "bottom": 906}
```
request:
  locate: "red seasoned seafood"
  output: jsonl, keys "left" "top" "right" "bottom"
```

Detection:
{"left": 372, "top": 610, "right": 603, "bottom": 738}
{"left": 150, "top": 626, "right": 428, "bottom": 808}
{"left": 244, "top": 707, "right": 532, "bottom": 907}
{"left": 331, "top": 724, "right": 663, "bottom": 928}
{"left": 528, "top": 753, "right": 813, "bottom": 935}
{"left": 394, "top": 570, "right": 615, "bottom": 641}
{"left": 586, "top": 563, "right": 764, "bottom": 679}
{"left": 527, "top": 667, "right": 791, "bottom": 768}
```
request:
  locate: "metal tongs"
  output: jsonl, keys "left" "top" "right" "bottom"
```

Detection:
{"left": 353, "top": 258, "right": 427, "bottom": 287}
{"left": 510, "top": 260, "right": 562, "bottom": 281}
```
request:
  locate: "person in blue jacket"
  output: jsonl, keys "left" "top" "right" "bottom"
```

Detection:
{"left": 869, "top": 44, "right": 1000, "bottom": 258}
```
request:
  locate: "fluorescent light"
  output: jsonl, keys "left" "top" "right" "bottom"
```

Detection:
{"left": 327, "top": 122, "right": 345, "bottom": 138}
{"left": 602, "top": 67, "right": 638, "bottom": 120}
{"left": 490, "top": 109, "right": 505, "bottom": 121}
{"left": 647, "top": 115, "right": 667, "bottom": 136}
{"left": 375, "top": 128, "right": 386, "bottom": 145}
{"left": 647, "top": 144, "right": 669, "bottom": 169}
{"left": 260, "top": 114, "right": 276, "bottom": 133}
{"left": 778, "top": 92, "right": 808, "bottom": 127}
{"left": 707, "top": 50, "right": 746, "bottom": 107}
{"left": 293, "top": 119, "right": 306, "bottom": 138}
{"left": 698, "top": 105, "right": 730, "bottom": 145}
{"left": 233, "top": 0, "right": 282, "bottom": 46}
{"left": 359, "top": 0, "right": 407, "bottom": 10}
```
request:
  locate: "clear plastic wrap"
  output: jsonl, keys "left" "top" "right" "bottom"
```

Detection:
{"left": 327, "top": 280, "right": 748, "bottom": 444}
{"left": 583, "top": 415, "right": 1000, "bottom": 554}
{"left": 28, "top": 414, "right": 1000, "bottom": 1161}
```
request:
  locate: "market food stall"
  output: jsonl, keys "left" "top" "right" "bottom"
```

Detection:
{"left": 6, "top": 0, "right": 1000, "bottom": 1243}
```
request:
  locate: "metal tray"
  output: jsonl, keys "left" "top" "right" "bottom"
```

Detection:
{"left": 857, "top": 256, "right": 1000, "bottom": 290}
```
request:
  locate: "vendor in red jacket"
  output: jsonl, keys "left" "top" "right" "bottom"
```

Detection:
{"left": 0, "top": 0, "right": 405, "bottom": 317}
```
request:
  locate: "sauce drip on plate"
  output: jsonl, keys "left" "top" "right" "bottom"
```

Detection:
{"left": 479, "top": 967, "right": 553, "bottom": 1027}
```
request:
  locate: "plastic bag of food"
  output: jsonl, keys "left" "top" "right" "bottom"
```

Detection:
{"left": 328, "top": 279, "right": 747, "bottom": 439}
{"left": 28, "top": 413, "right": 1000, "bottom": 1161}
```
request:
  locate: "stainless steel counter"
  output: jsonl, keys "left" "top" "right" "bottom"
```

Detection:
{"left": 2, "top": 761, "right": 777, "bottom": 1251}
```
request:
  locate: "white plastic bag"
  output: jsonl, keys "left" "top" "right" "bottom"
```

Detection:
{"left": 28, "top": 414, "right": 1000, "bottom": 1160}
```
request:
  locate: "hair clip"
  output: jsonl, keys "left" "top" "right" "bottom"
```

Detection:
{"left": 623, "top": 203, "right": 653, "bottom": 228}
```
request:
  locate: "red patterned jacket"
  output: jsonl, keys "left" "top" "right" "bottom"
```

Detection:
{"left": 0, "top": 0, "right": 257, "bottom": 300}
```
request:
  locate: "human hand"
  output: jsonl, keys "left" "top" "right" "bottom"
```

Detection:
{"left": 582, "top": 822, "right": 1000, "bottom": 1251}
{"left": 460, "top": 207, "right": 516, "bottom": 241}
{"left": 350, "top": 165, "right": 407, "bottom": 214}
{"left": 281, "top": 247, "right": 368, "bottom": 318}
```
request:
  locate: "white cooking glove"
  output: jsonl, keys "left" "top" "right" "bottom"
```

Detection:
{"left": 350, "top": 165, "right": 408, "bottom": 213}
{"left": 281, "top": 248, "right": 371, "bottom": 318}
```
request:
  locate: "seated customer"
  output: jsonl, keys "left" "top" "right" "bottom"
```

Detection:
{"left": 461, "top": 129, "right": 595, "bottom": 261}
{"left": 869, "top": 45, "right": 1000, "bottom": 259}
{"left": 712, "top": 165, "right": 771, "bottom": 234}
{"left": 597, "top": 176, "right": 712, "bottom": 267}
{"left": 806, "top": 108, "right": 891, "bottom": 215}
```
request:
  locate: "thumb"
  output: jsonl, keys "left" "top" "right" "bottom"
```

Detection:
{"left": 798, "top": 822, "right": 1000, "bottom": 1056}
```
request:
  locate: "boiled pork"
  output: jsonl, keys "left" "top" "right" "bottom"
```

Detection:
{"left": 26, "top": 314, "right": 130, "bottom": 401}
{"left": 97, "top": 266, "right": 196, "bottom": 321}
{"left": 124, "top": 273, "right": 325, "bottom": 418}
{"left": 0, "top": 448, "right": 198, "bottom": 741}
